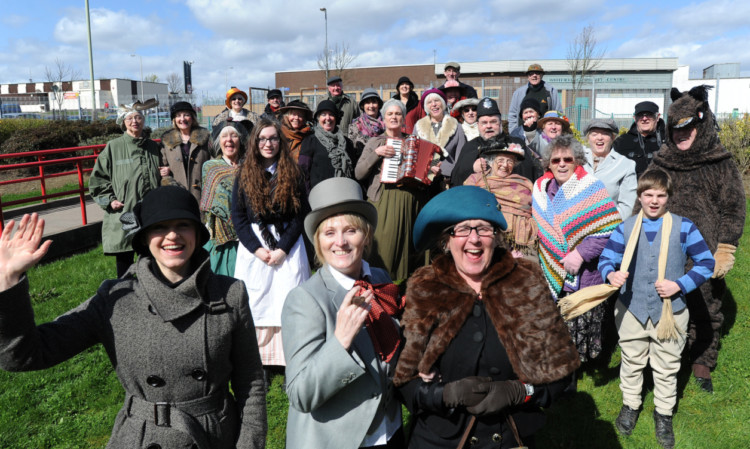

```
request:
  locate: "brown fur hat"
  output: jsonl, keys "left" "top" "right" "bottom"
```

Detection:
{"left": 667, "top": 85, "right": 718, "bottom": 152}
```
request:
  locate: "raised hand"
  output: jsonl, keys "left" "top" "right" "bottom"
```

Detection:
{"left": 334, "top": 286, "right": 373, "bottom": 351}
{"left": 0, "top": 214, "right": 52, "bottom": 291}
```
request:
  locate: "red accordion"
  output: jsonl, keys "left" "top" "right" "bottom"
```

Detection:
{"left": 379, "top": 136, "right": 443, "bottom": 187}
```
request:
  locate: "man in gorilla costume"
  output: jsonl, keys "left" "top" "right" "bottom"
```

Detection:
{"left": 643, "top": 85, "right": 745, "bottom": 393}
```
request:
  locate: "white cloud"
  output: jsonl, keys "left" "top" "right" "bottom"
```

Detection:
{"left": 1, "top": 14, "right": 30, "bottom": 27}
{"left": 54, "top": 8, "right": 169, "bottom": 51}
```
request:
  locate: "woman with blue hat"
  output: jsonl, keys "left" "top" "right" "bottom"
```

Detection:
{"left": 393, "top": 186, "right": 579, "bottom": 448}
{"left": 0, "top": 186, "right": 267, "bottom": 448}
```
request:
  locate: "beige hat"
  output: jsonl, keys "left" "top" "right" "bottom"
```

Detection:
{"left": 304, "top": 178, "right": 377, "bottom": 241}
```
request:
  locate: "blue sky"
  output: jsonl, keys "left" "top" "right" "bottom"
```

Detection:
{"left": 1, "top": 0, "right": 748, "bottom": 97}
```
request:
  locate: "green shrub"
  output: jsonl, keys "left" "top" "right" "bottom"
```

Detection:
{"left": 0, "top": 118, "right": 48, "bottom": 147}
{"left": 79, "top": 134, "right": 124, "bottom": 147}
{"left": 719, "top": 114, "right": 750, "bottom": 175}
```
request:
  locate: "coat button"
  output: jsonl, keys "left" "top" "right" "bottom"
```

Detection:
{"left": 146, "top": 375, "right": 165, "bottom": 387}
{"left": 491, "top": 433, "right": 502, "bottom": 442}
{"left": 147, "top": 305, "right": 157, "bottom": 315}
{"left": 473, "top": 331, "right": 483, "bottom": 342}
{"left": 146, "top": 444, "right": 161, "bottom": 449}
{"left": 473, "top": 304, "right": 482, "bottom": 317}
{"left": 470, "top": 436, "right": 479, "bottom": 445}
{"left": 191, "top": 369, "right": 206, "bottom": 381}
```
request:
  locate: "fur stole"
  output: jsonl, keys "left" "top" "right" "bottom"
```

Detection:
{"left": 393, "top": 250, "right": 580, "bottom": 386}
{"left": 414, "top": 114, "right": 459, "bottom": 148}
{"left": 161, "top": 127, "right": 211, "bottom": 149}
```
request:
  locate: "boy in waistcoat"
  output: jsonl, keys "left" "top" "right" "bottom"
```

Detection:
{"left": 598, "top": 169, "right": 715, "bottom": 449}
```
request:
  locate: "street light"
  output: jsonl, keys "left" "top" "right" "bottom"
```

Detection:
{"left": 320, "top": 7, "right": 328, "bottom": 82}
{"left": 130, "top": 53, "right": 143, "bottom": 102}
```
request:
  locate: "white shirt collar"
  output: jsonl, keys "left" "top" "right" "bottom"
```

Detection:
{"left": 328, "top": 260, "right": 372, "bottom": 290}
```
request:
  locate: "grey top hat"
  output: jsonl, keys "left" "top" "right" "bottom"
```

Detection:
{"left": 584, "top": 118, "right": 619, "bottom": 135}
{"left": 304, "top": 177, "right": 377, "bottom": 241}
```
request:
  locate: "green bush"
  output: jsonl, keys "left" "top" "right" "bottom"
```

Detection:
{"left": 79, "top": 134, "right": 124, "bottom": 147}
{"left": 0, "top": 118, "right": 48, "bottom": 147}
{"left": 719, "top": 114, "right": 750, "bottom": 175}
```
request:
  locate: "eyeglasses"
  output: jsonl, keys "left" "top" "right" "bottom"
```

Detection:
{"left": 450, "top": 225, "right": 496, "bottom": 238}
{"left": 231, "top": 97, "right": 245, "bottom": 102}
{"left": 527, "top": 72, "right": 542, "bottom": 77}
{"left": 636, "top": 112, "right": 656, "bottom": 120}
{"left": 124, "top": 115, "right": 144, "bottom": 123}
{"left": 258, "top": 136, "right": 280, "bottom": 145}
{"left": 550, "top": 156, "right": 574, "bottom": 164}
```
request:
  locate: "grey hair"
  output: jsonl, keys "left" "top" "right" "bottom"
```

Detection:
{"left": 541, "top": 135, "right": 587, "bottom": 171}
{"left": 381, "top": 98, "right": 406, "bottom": 118}
{"left": 212, "top": 124, "right": 249, "bottom": 159}
{"left": 423, "top": 93, "right": 446, "bottom": 114}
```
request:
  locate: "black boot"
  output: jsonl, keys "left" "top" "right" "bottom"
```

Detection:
{"left": 615, "top": 405, "right": 640, "bottom": 436}
{"left": 263, "top": 367, "right": 273, "bottom": 392}
{"left": 653, "top": 410, "right": 675, "bottom": 449}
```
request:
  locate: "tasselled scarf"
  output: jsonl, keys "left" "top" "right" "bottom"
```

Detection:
{"left": 314, "top": 124, "right": 353, "bottom": 178}
{"left": 532, "top": 165, "right": 621, "bottom": 300}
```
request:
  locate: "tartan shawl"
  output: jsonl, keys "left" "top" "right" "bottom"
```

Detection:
{"left": 532, "top": 165, "right": 621, "bottom": 300}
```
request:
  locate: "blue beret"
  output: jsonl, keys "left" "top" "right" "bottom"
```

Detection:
{"left": 413, "top": 186, "right": 507, "bottom": 251}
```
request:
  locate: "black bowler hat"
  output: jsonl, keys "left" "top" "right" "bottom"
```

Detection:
{"left": 267, "top": 89, "right": 282, "bottom": 100}
{"left": 396, "top": 76, "right": 414, "bottom": 89}
{"left": 170, "top": 101, "right": 195, "bottom": 120}
{"left": 125, "top": 186, "right": 210, "bottom": 256}
{"left": 476, "top": 97, "right": 501, "bottom": 118}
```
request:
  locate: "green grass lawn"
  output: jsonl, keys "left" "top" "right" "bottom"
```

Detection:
{"left": 1, "top": 206, "right": 749, "bottom": 448}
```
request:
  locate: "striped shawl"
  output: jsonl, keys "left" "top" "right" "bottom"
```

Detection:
{"left": 532, "top": 165, "right": 621, "bottom": 299}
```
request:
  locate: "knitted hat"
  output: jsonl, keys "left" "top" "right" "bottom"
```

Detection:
{"left": 420, "top": 88, "right": 446, "bottom": 109}
{"left": 126, "top": 186, "right": 210, "bottom": 256}
{"left": 413, "top": 186, "right": 507, "bottom": 251}
{"left": 225, "top": 87, "right": 248, "bottom": 109}
{"left": 304, "top": 177, "right": 377, "bottom": 241}
{"left": 519, "top": 97, "right": 542, "bottom": 116}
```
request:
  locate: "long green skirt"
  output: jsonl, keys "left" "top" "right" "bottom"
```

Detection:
{"left": 204, "top": 239, "right": 239, "bottom": 277}
{"left": 370, "top": 184, "right": 428, "bottom": 282}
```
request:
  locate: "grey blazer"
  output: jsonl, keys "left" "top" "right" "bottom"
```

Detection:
{"left": 282, "top": 264, "right": 400, "bottom": 449}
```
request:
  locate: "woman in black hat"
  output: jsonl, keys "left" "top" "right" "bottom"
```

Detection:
{"left": 0, "top": 187, "right": 267, "bottom": 449}
{"left": 393, "top": 76, "right": 419, "bottom": 113}
{"left": 278, "top": 100, "right": 314, "bottom": 162}
{"left": 298, "top": 99, "right": 359, "bottom": 191}
{"left": 348, "top": 88, "right": 385, "bottom": 154}
{"left": 160, "top": 101, "right": 213, "bottom": 203}
{"left": 393, "top": 186, "right": 579, "bottom": 449}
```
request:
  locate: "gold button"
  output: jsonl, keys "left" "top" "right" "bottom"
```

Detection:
{"left": 470, "top": 436, "right": 479, "bottom": 445}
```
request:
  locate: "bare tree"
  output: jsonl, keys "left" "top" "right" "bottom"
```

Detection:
{"left": 566, "top": 25, "right": 605, "bottom": 106}
{"left": 44, "top": 58, "right": 82, "bottom": 118}
{"left": 144, "top": 74, "right": 159, "bottom": 83}
{"left": 166, "top": 73, "right": 183, "bottom": 94}
{"left": 317, "top": 43, "right": 357, "bottom": 82}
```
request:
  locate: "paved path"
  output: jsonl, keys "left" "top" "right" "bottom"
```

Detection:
{"left": 3, "top": 197, "right": 104, "bottom": 237}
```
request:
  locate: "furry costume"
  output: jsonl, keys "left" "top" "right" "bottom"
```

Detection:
{"left": 645, "top": 85, "right": 746, "bottom": 371}
{"left": 394, "top": 251, "right": 580, "bottom": 386}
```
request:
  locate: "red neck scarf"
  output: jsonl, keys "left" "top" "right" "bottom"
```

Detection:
{"left": 354, "top": 279, "right": 405, "bottom": 362}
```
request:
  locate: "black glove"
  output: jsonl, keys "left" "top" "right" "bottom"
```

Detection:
{"left": 442, "top": 376, "right": 492, "bottom": 408}
{"left": 466, "top": 380, "right": 526, "bottom": 415}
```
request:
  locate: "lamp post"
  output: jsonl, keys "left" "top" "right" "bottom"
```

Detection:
{"left": 85, "top": 0, "right": 96, "bottom": 121}
{"left": 130, "top": 54, "right": 143, "bottom": 102}
{"left": 320, "top": 7, "right": 328, "bottom": 82}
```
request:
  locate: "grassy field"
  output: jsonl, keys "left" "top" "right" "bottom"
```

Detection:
{"left": 1, "top": 208, "right": 749, "bottom": 448}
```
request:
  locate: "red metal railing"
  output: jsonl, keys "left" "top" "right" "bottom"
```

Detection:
{"left": 0, "top": 145, "right": 105, "bottom": 233}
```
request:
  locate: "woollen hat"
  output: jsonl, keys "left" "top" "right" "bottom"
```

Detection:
{"left": 170, "top": 101, "right": 195, "bottom": 120}
{"left": 225, "top": 87, "right": 248, "bottom": 109}
{"left": 420, "top": 88, "right": 446, "bottom": 108}
{"left": 476, "top": 97, "right": 501, "bottom": 118}
{"left": 267, "top": 89, "right": 282, "bottom": 100}
{"left": 278, "top": 100, "right": 313, "bottom": 121}
{"left": 413, "top": 186, "right": 507, "bottom": 251}
{"left": 634, "top": 101, "right": 659, "bottom": 115}
{"left": 359, "top": 88, "right": 383, "bottom": 111}
{"left": 128, "top": 186, "right": 210, "bottom": 256}
{"left": 584, "top": 118, "right": 619, "bottom": 135}
{"left": 526, "top": 64, "right": 544, "bottom": 74}
{"left": 396, "top": 76, "right": 414, "bottom": 89}
{"left": 519, "top": 97, "right": 542, "bottom": 116}
{"left": 537, "top": 110, "right": 571, "bottom": 133}
{"left": 304, "top": 177, "right": 377, "bottom": 241}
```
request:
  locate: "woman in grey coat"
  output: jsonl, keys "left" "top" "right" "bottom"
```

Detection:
{"left": 0, "top": 186, "right": 267, "bottom": 449}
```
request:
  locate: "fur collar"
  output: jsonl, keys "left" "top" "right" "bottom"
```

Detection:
{"left": 393, "top": 250, "right": 580, "bottom": 386}
{"left": 161, "top": 127, "right": 211, "bottom": 149}
{"left": 414, "top": 114, "right": 459, "bottom": 148}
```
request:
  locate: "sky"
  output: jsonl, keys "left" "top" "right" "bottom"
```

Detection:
{"left": 1, "top": 0, "right": 748, "bottom": 99}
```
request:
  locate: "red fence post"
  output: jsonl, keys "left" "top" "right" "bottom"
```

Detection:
{"left": 39, "top": 155, "right": 47, "bottom": 204}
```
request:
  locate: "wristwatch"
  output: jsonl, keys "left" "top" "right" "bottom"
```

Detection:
{"left": 523, "top": 383, "right": 535, "bottom": 402}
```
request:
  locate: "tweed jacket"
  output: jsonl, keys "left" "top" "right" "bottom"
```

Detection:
{"left": 0, "top": 252, "right": 267, "bottom": 449}
{"left": 160, "top": 127, "right": 213, "bottom": 203}
{"left": 282, "top": 264, "right": 401, "bottom": 449}
{"left": 328, "top": 93, "right": 360, "bottom": 136}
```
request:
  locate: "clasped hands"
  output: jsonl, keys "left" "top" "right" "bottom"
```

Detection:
{"left": 607, "top": 271, "right": 681, "bottom": 298}
{"left": 442, "top": 376, "right": 526, "bottom": 415}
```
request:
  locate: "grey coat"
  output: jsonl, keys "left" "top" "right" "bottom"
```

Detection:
{"left": 0, "top": 253, "right": 267, "bottom": 449}
{"left": 282, "top": 265, "right": 401, "bottom": 449}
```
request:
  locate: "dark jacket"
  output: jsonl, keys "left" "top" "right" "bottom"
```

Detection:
{"left": 451, "top": 135, "right": 540, "bottom": 187}
{"left": 394, "top": 251, "right": 579, "bottom": 449}
{"left": 260, "top": 102, "right": 283, "bottom": 122}
{"left": 613, "top": 119, "right": 666, "bottom": 178}
{"left": 297, "top": 131, "right": 360, "bottom": 192}
{"left": 439, "top": 80, "right": 478, "bottom": 99}
{"left": 392, "top": 91, "right": 420, "bottom": 113}
{"left": 160, "top": 127, "right": 213, "bottom": 203}
{"left": 0, "top": 253, "right": 267, "bottom": 449}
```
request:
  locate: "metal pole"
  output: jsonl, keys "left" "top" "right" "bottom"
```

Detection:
{"left": 139, "top": 56, "right": 144, "bottom": 102}
{"left": 85, "top": 0, "right": 96, "bottom": 121}
{"left": 320, "top": 8, "right": 328, "bottom": 82}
